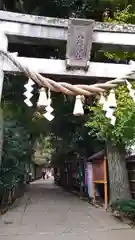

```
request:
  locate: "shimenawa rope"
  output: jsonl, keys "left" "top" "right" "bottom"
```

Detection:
{"left": 1, "top": 50, "right": 135, "bottom": 96}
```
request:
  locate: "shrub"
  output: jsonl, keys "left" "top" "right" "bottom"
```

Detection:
{"left": 110, "top": 199, "right": 135, "bottom": 218}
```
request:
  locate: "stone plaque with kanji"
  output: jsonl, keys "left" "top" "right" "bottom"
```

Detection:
{"left": 66, "top": 18, "right": 94, "bottom": 70}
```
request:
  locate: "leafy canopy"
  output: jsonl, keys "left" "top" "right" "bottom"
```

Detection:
{"left": 86, "top": 85, "right": 135, "bottom": 148}
{"left": 86, "top": 5, "right": 135, "bottom": 149}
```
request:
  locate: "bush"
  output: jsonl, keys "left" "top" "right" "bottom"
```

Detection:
{"left": 0, "top": 119, "right": 32, "bottom": 208}
{"left": 110, "top": 199, "right": 135, "bottom": 218}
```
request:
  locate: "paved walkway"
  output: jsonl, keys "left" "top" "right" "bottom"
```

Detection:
{"left": 0, "top": 179, "right": 135, "bottom": 240}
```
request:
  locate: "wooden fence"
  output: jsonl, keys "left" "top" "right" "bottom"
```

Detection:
{"left": 127, "top": 154, "right": 135, "bottom": 199}
{"left": 0, "top": 182, "right": 25, "bottom": 214}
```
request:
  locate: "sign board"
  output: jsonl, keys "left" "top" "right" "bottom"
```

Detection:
{"left": 92, "top": 158, "right": 108, "bottom": 209}
{"left": 66, "top": 18, "right": 94, "bottom": 70}
{"left": 93, "top": 159, "right": 104, "bottom": 181}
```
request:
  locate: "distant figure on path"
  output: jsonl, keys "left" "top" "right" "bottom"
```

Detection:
{"left": 46, "top": 169, "right": 50, "bottom": 179}
{"left": 29, "top": 172, "right": 32, "bottom": 182}
{"left": 42, "top": 168, "right": 46, "bottom": 180}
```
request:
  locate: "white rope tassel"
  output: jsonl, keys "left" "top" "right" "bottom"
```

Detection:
{"left": 105, "top": 89, "right": 117, "bottom": 126}
{"left": 37, "top": 87, "right": 48, "bottom": 107}
{"left": 105, "top": 107, "right": 114, "bottom": 118}
{"left": 107, "top": 89, "right": 117, "bottom": 108}
{"left": 43, "top": 89, "right": 54, "bottom": 121}
{"left": 103, "top": 101, "right": 110, "bottom": 112}
{"left": 110, "top": 115, "right": 116, "bottom": 126}
{"left": 99, "top": 90, "right": 117, "bottom": 126}
{"left": 126, "top": 80, "right": 135, "bottom": 102}
{"left": 24, "top": 78, "right": 35, "bottom": 107}
{"left": 105, "top": 108, "right": 116, "bottom": 126}
{"left": 99, "top": 94, "right": 110, "bottom": 112}
{"left": 99, "top": 93, "right": 106, "bottom": 105}
{"left": 73, "top": 95, "right": 84, "bottom": 116}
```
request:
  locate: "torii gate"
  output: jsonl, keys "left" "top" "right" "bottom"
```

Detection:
{"left": 0, "top": 11, "right": 134, "bottom": 99}
{"left": 0, "top": 11, "right": 135, "bottom": 207}
{"left": 0, "top": 10, "right": 135, "bottom": 81}
{"left": 0, "top": 10, "right": 134, "bottom": 123}
{"left": 0, "top": 11, "right": 134, "bottom": 117}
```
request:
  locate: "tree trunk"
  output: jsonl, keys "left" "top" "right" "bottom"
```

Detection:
{"left": 106, "top": 142, "right": 131, "bottom": 203}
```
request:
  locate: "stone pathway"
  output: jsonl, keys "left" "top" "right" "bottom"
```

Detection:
{"left": 0, "top": 179, "right": 135, "bottom": 239}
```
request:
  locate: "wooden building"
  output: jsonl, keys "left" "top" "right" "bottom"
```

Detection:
{"left": 126, "top": 152, "right": 135, "bottom": 199}
{"left": 87, "top": 150, "right": 108, "bottom": 209}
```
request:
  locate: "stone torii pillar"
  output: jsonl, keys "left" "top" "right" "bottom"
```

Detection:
{"left": 0, "top": 32, "right": 8, "bottom": 166}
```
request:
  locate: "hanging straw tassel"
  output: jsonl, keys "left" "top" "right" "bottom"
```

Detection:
{"left": 37, "top": 88, "right": 48, "bottom": 107}
{"left": 43, "top": 89, "right": 54, "bottom": 121}
{"left": 73, "top": 95, "right": 84, "bottom": 116}
{"left": 107, "top": 89, "right": 117, "bottom": 108}
{"left": 126, "top": 80, "right": 135, "bottom": 102}
{"left": 99, "top": 93, "right": 106, "bottom": 105}
{"left": 103, "top": 100, "right": 109, "bottom": 112}
{"left": 23, "top": 78, "right": 35, "bottom": 107}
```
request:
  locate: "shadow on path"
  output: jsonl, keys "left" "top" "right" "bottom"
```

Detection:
{"left": 0, "top": 179, "right": 135, "bottom": 240}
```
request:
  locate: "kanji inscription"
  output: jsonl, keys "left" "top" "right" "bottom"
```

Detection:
{"left": 66, "top": 18, "right": 94, "bottom": 70}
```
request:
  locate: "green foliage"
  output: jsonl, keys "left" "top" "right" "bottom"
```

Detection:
{"left": 34, "top": 135, "right": 54, "bottom": 166}
{"left": 1, "top": 0, "right": 135, "bottom": 181}
{"left": 2, "top": 120, "right": 31, "bottom": 166}
{"left": 111, "top": 199, "right": 135, "bottom": 217}
{"left": 37, "top": 135, "right": 53, "bottom": 155}
{"left": 0, "top": 118, "right": 31, "bottom": 190}
{"left": 0, "top": 76, "right": 37, "bottom": 194}
{"left": 2, "top": 0, "right": 134, "bottom": 19}
{"left": 86, "top": 84, "right": 135, "bottom": 148}
{"left": 107, "top": 5, "right": 135, "bottom": 23}
{"left": 48, "top": 94, "right": 103, "bottom": 164}
{"left": 86, "top": 5, "right": 135, "bottom": 149}
{"left": 103, "top": 5, "right": 135, "bottom": 62}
